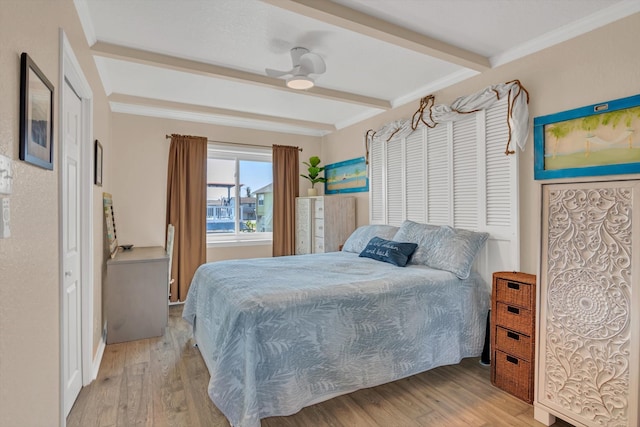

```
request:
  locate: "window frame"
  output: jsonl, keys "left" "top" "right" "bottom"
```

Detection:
{"left": 206, "top": 143, "right": 273, "bottom": 247}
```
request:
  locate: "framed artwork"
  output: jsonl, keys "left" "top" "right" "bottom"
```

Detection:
{"left": 19, "top": 52, "right": 54, "bottom": 170}
{"left": 534, "top": 93, "right": 640, "bottom": 180}
{"left": 325, "top": 156, "right": 369, "bottom": 194}
{"left": 94, "top": 139, "right": 103, "bottom": 186}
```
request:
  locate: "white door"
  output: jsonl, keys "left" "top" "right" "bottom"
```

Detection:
{"left": 62, "top": 79, "right": 83, "bottom": 416}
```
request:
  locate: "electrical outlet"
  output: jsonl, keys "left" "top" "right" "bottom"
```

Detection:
{"left": 0, "top": 198, "right": 10, "bottom": 238}
{"left": 0, "top": 155, "right": 13, "bottom": 195}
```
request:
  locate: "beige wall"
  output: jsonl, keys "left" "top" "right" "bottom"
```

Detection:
{"left": 110, "top": 113, "right": 322, "bottom": 262}
{"left": 0, "top": 0, "right": 111, "bottom": 425}
{"left": 322, "top": 13, "right": 640, "bottom": 277}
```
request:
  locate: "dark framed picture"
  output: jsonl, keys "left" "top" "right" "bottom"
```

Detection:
{"left": 534, "top": 93, "right": 640, "bottom": 180}
{"left": 95, "top": 139, "right": 103, "bottom": 186}
{"left": 19, "top": 52, "right": 54, "bottom": 170}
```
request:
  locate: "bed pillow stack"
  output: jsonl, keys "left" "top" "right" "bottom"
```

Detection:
{"left": 393, "top": 220, "right": 489, "bottom": 279}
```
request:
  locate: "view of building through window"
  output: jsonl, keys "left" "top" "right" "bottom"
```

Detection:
{"left": 206, "top": 155, "right": 273, "bottom": 236}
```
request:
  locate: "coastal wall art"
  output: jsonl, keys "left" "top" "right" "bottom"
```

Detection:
{"left": 534, "top": 94, "right": 640, "bottom": 180}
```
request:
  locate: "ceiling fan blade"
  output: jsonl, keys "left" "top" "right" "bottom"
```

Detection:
{"left": 290, "top": 47, "right": 309, "bottom": 66}
{"left": 299, "top": 52, "right": 326, "bottom": 75}
{"left": 265, "top": 68, "right": 294, "bottom": 77}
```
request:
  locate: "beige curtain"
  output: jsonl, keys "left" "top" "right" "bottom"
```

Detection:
{"left": 272, "top": 144, "right": 300, "bottom": 257}
{"left": 166, "top": 134, "right": 207, "bottom": 302}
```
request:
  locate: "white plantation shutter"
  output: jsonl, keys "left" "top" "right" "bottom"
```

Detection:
{"left": 426, "top": 124, "right": 450, "bottom": 225}
{"left": 368, "top": 95, "right": 519, "bottom": 283}
{"left": 369, "top": 137, "right": 385, "bottom": 224}
{"left": 386, "top": 138, "right": 404, "bottom": 226}
{"left": 405, "top": 129, "right": 426, "bottom": 223}
{"left": 452, "top": 115, "right": 478, "bottom": 229}
{"left": 485, "top": 98, "right": 512, "bottom": 227}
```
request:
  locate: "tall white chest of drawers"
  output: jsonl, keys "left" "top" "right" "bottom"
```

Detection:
{"left": 295, "top": 196, "right": 356, "bottom": 254}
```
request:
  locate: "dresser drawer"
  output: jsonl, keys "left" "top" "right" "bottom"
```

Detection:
{"left": 495, "top": 326, "right": 532, "bottom": 361}
{"left": 493, "top": 350, "right": 532, "bottom": 403}
{"left": 314, "top": 218, "right": 325, "bottom": 237}
{"left": 495, "top": 302, "right": 533, "bottom": 335}
{"left": 495, "top": 278, "right": 531, "bottom": 308}
{"left": 314, "top": 199, "right": 324, "bottom": 219}
{"left": 314, "top": 237, "right": 325, "bottom": 253}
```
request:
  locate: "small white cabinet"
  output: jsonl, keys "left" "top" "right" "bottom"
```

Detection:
{"left": 295, "top": 196, "right": 355, "bottom": 254}
{"left": 105, "top": 246, "right": 169, "bottom": 344}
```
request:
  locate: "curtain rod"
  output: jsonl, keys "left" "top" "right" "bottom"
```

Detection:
{"left": 165, "top": 134, "right": 302, "bottom": 151}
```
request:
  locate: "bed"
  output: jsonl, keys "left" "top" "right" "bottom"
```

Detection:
{"left": 182, "top": 221, "right": 491, "bottom": 427}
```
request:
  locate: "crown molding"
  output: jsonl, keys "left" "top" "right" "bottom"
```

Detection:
{"left": 491, "top": 0, "right": 640, "bottom": 67}
{"left": 109, "top": 102, "right": 331, "bottom": 137}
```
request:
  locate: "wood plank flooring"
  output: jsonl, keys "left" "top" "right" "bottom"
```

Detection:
{"left": 68, "top": 305, "right": 574, "bottom": 427}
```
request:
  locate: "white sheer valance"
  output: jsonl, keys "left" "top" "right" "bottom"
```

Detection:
{"left": 366, "top": 80, "right": 530, "bottom": 160}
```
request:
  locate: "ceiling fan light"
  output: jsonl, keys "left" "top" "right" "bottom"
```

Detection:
{"left": 286, "top": 75, "right": 314, "bottom": 90}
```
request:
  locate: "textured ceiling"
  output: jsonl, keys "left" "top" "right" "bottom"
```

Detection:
{"left": 74, "top": 0, "right": 639, "bottom": 137}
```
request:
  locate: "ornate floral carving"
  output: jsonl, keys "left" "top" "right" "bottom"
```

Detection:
{"left": 549, "top": 269, "right": 628, "bottom": 339}
{"left": 543, "top": 186, "right": 631, "bottom": 426}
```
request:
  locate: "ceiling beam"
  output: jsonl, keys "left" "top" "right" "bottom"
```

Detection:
{"left": 91, "top": 42, "right": 391, "bottom": 110}
{"left": 263, "top": 0, "right": 491, "bottom": 72}
{"left": 108, "top": 93, "right": 337, "bottom": 132}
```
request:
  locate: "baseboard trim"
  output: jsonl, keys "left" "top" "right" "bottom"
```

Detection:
{"left": 91, "top": 326, "right": 107, "bottom": 381}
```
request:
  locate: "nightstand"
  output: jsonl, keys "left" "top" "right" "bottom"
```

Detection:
{"left": 490, "top": 271, "right": 536, "bottom": 403}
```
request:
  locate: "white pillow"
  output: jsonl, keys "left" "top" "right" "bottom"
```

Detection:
{"left": 393, "top": 220, "right": 489, "bottom": 279}
{"left": 392, "top": 220, "right": 453, "bottom": 266}
{"left": 342, "top": 225, "right": 399, "bottom": 253}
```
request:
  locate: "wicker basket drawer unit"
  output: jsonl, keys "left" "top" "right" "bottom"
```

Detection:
{"left": 491, "top": 271, "right": 536, "bottom": 403}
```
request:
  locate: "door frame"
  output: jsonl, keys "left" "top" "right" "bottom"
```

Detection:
{"left": 59, "top": 30, "right": 95, "bottom": 424}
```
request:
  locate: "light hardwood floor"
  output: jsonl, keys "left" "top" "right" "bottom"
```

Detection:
{"left": 68, "top": 305, "right": 574, "bottom": 427}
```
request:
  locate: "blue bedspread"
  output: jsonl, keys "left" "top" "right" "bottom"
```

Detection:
{"left": 183, "top": 251, "right": 489, "bottom": 427}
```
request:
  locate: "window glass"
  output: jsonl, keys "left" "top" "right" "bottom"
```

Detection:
{"left": 207, "top": 147, "right": 272, "bottom": 239}
{"left": 240, "top": 160, "right": 272, "bottom": 232}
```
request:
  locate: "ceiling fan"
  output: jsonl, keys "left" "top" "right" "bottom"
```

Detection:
{"left": 266, "top": 47, "right": 326, "bottom": 90}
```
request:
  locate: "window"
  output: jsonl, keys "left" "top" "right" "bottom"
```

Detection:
{"left": 207, "top": 144, "right": 272, "bottom": 243}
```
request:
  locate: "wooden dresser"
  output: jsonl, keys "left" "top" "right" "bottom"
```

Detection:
{"left": 295, "top": 196, "right": 355, "bottom": 254}
{"left": 491, "top": 271, "right": 536, "bottom": 403}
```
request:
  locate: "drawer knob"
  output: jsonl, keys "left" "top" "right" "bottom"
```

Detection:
{"left": 507, "top": 306, "right": 520, "bottom": 315}
{"left": 507, "top": 331, "right": 520, "bottom": 341}
{"left": 507, "top": 281, "right": 520, "bottom": 290}
{"left": 506, "top": 355, "right": 519, "bottom": 365}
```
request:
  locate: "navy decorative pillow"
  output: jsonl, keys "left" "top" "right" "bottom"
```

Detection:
{"left": 359, "top": 237, "right": 418, "bottom": 267}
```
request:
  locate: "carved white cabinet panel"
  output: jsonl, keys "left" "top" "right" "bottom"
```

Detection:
{"left": 295, "top": 196, "right": 355, "bottom": 255}
{"left": 536, "top": 180, "right": 640, "bottom": 427}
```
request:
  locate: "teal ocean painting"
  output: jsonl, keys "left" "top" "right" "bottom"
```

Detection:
{"left": 544, "top": 106, "right": 640, "bottom": 171}
{"left": 325, "top": 157, "right": 368, "bottom": 194}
